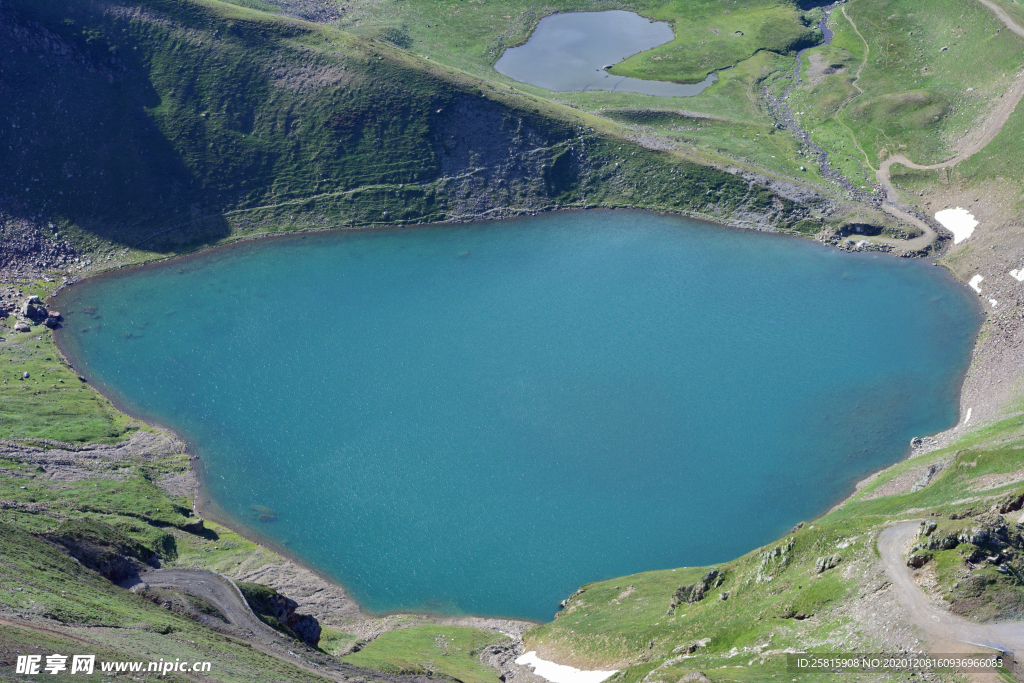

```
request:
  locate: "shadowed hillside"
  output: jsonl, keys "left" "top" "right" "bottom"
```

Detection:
{"left": 0, "top": 0, "right": 827, "bottom": 259}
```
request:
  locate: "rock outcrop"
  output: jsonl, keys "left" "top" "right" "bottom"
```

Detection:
{"left": 239, "top": 582, "right": 322, "bottom": 647}
{"left": 266, "top": 592, "right": 322, "bottom": 646}
{"left": 668, "top": 569, "right": 722, "bottom": 613}
{"left": 814, "top": 554, "right": 842, "bottom": 573}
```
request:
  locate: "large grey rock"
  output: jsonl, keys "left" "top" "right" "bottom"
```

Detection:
{"left": 289, "top": 614, "right": 322, "bottom": 647}
{"left": 267, "top": 593, "right": 321, "bottom": 646}
{"left": 20, "top": 302, "right": 47, "bottom": 320}
{"left": 668, "top": 569, "right": 722, "bottom": 612}
{"left": 814, "top": 554, "right": 841, "bottom": 573}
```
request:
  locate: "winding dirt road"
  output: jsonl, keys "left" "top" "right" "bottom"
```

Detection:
{"left": 141, "top": 569, "right": 279, "bottom": 640}
{"left": 853, "top": 0, "right": 1024, "bottom": 249}
{"left": 878, "top": 523, "right": 1024, "bottom": 659}
{"left": 140, "top": 568, "right": 434, "bottom": 683}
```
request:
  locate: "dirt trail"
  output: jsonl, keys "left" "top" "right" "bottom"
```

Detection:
{"left": 864, "top": 0, "right": 1024, "bottom": 249}
{"left": 140, "top": 568, "right": 277, "bottom": 641}
{"left": 878, "top": 523, "right": 1024, "bottom": 661}
{"left": 139, "top": 568, "right": 435, "bottom": 683}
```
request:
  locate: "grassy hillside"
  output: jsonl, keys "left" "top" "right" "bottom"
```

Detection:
{"left": 787, "top": 0, "right": 1024, "bottom": 181}
{"left": 0, "top": 0, "right": 835, "bottom": 266}
{"left": 0, "top": 508, "right": 332, "bottom": 681}
{"left": 526, "top": 410, "right": 1024, "bottom": 681}
{"left": 339, "top": 0, "right": 817, "bottom": 85}
{"left": 343, "top": 626, "right": 507, "bottom": 683}
{"left": 0, "top": 288, "right": 137, "bottom": 444}
{"left": 610, "top": 0, "right": 817, "bottom": 84}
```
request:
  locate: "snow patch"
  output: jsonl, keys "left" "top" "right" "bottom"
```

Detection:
{"left": 934, "top": 207, "right": 978, "bottom": 244}
{"left": 515, "top": 652, "right": 618, "bottom": 683}
{"left": 1010, "top": 269, "right": 1024, "bottom": 282}
{"left": 989, "top": 299, "right": 999, "bottom": 308}
{"left": 969, "top": 274, "right": 984, "bottom": 293}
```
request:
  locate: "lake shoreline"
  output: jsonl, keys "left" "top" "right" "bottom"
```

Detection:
{"left": 49, "top": 197, "right": 904, "bottom": 298}
{"left": 41, "top": 208, "right": 986, "bottom": 630}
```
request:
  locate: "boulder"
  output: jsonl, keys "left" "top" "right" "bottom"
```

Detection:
{"left": 20, "top": 302, "right": 47, "bottom": 320}
{"left": 678, "top": 674, "right": 713, "bottom": 683}
{"left": 814, "top": 554, "right": 842, "bottom": 573}
{"left": 14, "top": 321, "right": 31, "bottom": 333}
{"left": 907, "top": 552, "right": 931, "bottom": 568}
{"left": 44, "top": 317, "right": 59, "bottom": 328}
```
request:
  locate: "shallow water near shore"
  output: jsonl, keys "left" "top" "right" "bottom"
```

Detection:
{"left": 54, "top": 210, "right": 980, "bottom": 621}
{"left": 495, "top": 11, "right": 717, "bottom": 96}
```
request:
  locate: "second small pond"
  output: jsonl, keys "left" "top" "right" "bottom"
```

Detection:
{"left": 494, "top": 10, "right": 716, "bottom": 96}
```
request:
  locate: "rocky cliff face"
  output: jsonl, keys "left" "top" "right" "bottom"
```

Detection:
{"left": 267, "top": 592, "right": 323, "bottom": 647}
{"left": 239, "top": 581, "right": 323, "bottom": 647}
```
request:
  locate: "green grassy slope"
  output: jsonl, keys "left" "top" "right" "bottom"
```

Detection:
{"left": 343, "top": 625, "right": 507, "bottom": 683}
{"left": 526, "top": 410, "right": 1024, "bottom": 681}
{"left": 0, "top": 522, "right": 333, "bottom": 682}
{"left": 0, "top": 287, "right": 138, "bottom": 443}
{"left": 789, "top": 0, "right": 1024, "bottom": 177}
{"left": 0, "top": 0, "right": 827, "bottom": 263}
{"left": 340, "top": 0, "right": 817, "bottom": 85}
{"left": 611, "top": 0, "right": 817, "bottom": 84}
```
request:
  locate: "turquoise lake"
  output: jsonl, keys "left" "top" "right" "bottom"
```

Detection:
{"left": 53, "top": 210, "right": 981, "bottom": 622}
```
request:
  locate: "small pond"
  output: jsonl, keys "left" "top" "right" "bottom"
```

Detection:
{"left": 495, "top": 10, "right": 717, "bottom": 96}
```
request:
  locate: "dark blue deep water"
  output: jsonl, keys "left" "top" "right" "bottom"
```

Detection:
{"left": 54, "top": 211, "right": 980, "bottom": 621}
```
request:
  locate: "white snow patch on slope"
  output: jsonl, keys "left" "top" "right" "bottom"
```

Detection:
{"left": 935, "top": 207, "right": 978, "bottom": 244}
{"left": 515, "top": 652, "right": 618, "bottom": 683}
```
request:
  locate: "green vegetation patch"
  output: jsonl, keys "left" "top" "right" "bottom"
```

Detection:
{"left": 0, "top": 310, "right": 136, "bottom": 444}
{"left": 795, "top": 0, "right": 1024, "bottom": 181}
{"left": 612, "top": 0, "right": 818, "bottom": 84}
{"left": 849, "top": 89, "right": 950, "bottom": 138}
{"left": 343, "top": 625, "right": 508, "bottom": 683}
{"left": 218, "top": 0, "right": 281, "bottom": 12}
{"left": 342, "top": 0, "right": 816, "bottom": 86}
